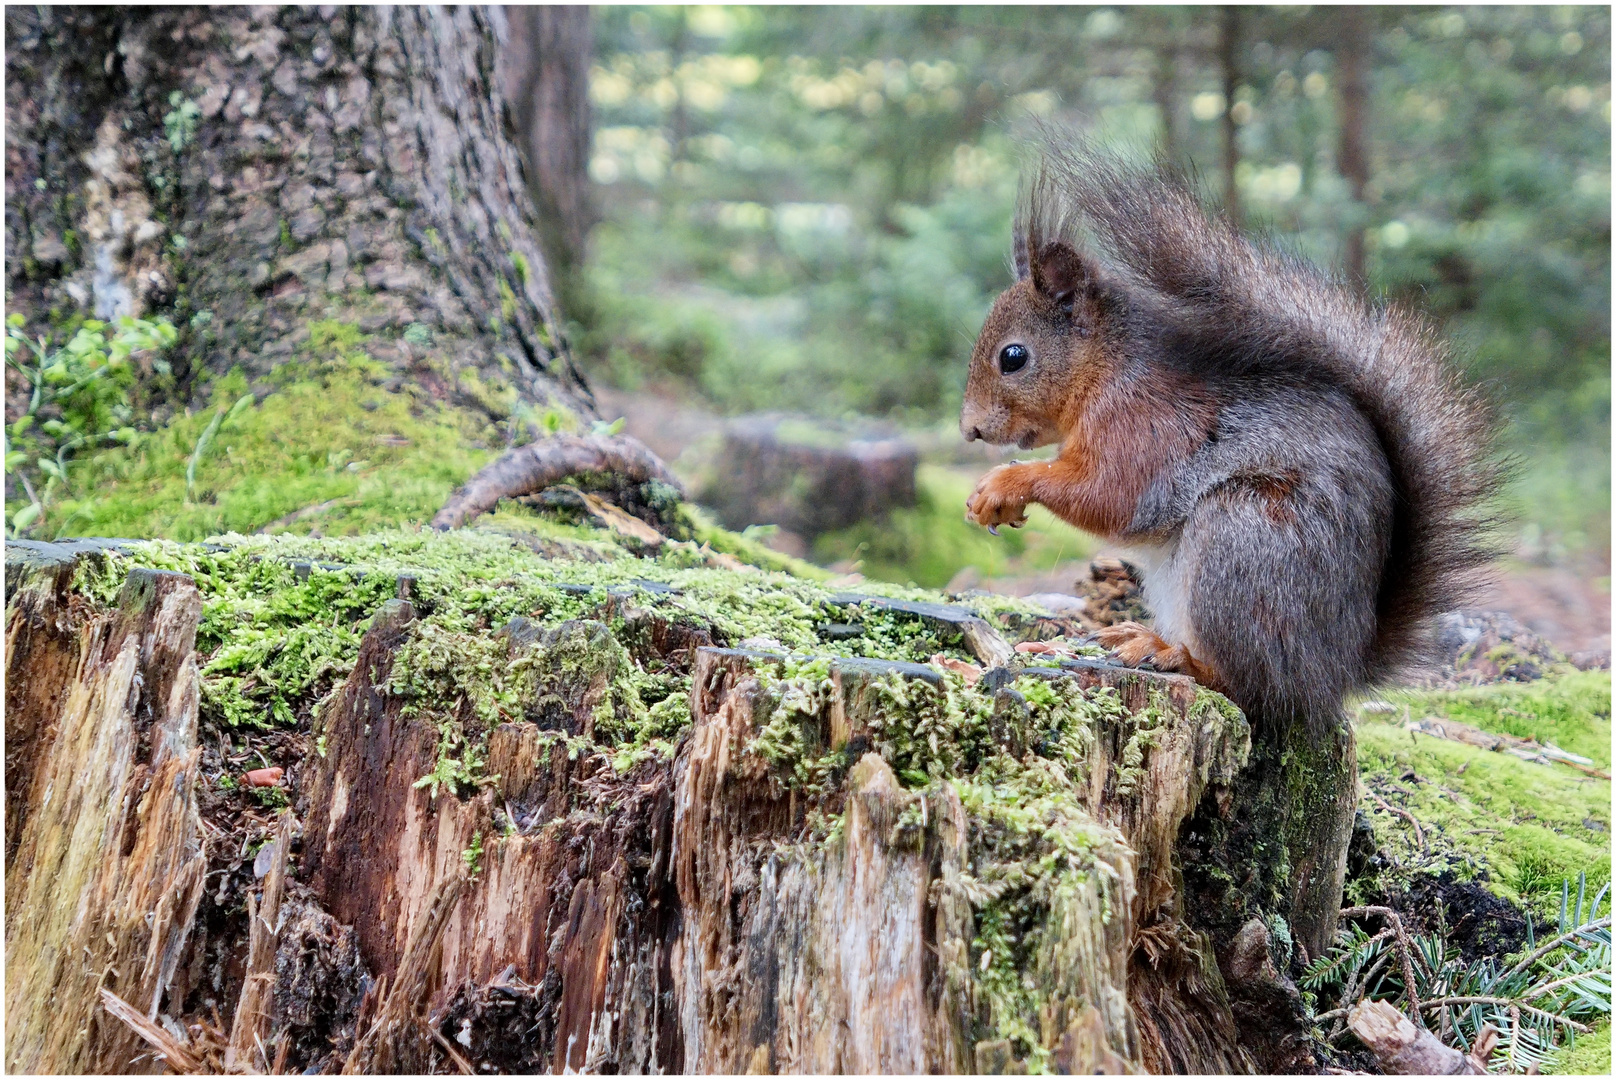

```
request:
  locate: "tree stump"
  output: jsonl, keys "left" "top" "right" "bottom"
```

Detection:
{"left": 696, "top": 415, "right": 919, "bottom": 540}
{"left": 4, "top": 534, "right": 1357, "bottom": 1073}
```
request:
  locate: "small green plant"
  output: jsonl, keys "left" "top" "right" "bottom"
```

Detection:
{"left": 163, "top": 91, "right": 200, "bottom": 153}
{"left": 185, "top": 392, "right": 255, "bottom": 503}
{"left": 461, "top": 830, "right": 485, "bottom": 877}
{"left": 4, "top": 313, "right": 175, "bottom": 536}
{"left": 251, "top": 784, "right": 291, "bottom": 810}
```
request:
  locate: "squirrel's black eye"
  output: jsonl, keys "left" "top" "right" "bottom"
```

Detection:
{"left": 998, "top": 344, "right": 1029, "bottom": 374}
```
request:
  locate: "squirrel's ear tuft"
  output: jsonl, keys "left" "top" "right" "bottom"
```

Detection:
{"left": 1031, "top": 241, "right": 1092, "bottom": 306}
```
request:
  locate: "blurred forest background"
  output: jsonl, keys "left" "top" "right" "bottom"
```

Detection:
{"left": 566, "top": 4, "right": 1609, "bottom": 650}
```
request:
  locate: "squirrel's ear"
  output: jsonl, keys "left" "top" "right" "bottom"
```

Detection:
{"left": 1031, "top": 241, "right": 1092, "bottom": 307}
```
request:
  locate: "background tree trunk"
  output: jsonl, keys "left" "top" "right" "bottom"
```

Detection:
{"left": 1218, "top": 6, "right": 1243, "bottom": 228}
{"left": 5, "top": 6, "right": 592, "bottom": 426}
{"left": 1336, "top": 6, "right": 1372, "bottom": 288}
{"left": 500, "top": 6, "right": 596, "bottom": 297}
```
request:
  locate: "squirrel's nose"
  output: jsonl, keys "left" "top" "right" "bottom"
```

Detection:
{"left": 964, "top": 426, "right": 981, "bottom": 442}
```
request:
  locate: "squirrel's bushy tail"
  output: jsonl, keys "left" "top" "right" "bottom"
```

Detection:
{"left": 1046, "top": 141, "right": 1507, "bottom": 687}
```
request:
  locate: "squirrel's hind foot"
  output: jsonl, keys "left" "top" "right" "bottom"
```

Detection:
{"left": 1095, "top": 621, "right": 1224, "bottom": 692}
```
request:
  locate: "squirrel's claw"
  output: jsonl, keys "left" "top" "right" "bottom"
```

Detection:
{"left": 987, "top": 525, "right": 999, "bottom": 536}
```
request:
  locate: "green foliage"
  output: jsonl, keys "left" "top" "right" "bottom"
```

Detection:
{"left": 163, "top": 91, "right": 201, "bottom": 153}
{"left": 4, "top": 313, "right": 175, "bottom": 537}
{"left": 461, "top": 831, "right": 485, "bottom": 877}
{"left": 1305, "top": 880, "right": 1610, "bottom": 1072}
{"left": 584, "top": 6, "right": 1610, "bottom": 561}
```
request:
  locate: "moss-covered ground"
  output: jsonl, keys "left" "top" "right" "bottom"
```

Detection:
{"left": 1351, "top": 671, "right": 1611, "bottom": 917}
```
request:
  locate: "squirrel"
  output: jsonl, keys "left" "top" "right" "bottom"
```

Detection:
{"left": 961, "top": 143, "right": 1503, "bottom": 735}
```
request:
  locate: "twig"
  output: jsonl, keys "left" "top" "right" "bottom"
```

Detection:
{"left": 1498, "top": 917, "right": 1612, "bottom": 983}
{"left": 1329, "top": 928, "right": 1397, "bottom": 1041}
{"left": 1341, "top": 907, "right": 1425, "bottom": 1024}
{"left": 420, "top": 1017, "right": 475, "bottom": 1075}
{"left": 1367, "top": 789, "right": 1426, "bottom": 853}
{"left": 1416, "top": 997, "right": 1593, "bottom": 1034}
{"left": 255, "top": 497, "right": 360, "bottom": 533}
{"left": 1525, "top": 968, "right": 1608, "bottom": 1001}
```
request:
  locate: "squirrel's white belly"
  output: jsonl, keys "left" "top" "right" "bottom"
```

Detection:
{"left": 1116, "top": 538, "right": 1202, "bottom": 657}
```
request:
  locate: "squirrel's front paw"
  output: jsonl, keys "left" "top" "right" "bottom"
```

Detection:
{"left": 965, "top": 466, "right": 1029, "bottom": 534}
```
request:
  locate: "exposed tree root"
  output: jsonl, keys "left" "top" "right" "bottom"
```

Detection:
{"left": 430, "top": 433, "right": 683, "bottom": 530}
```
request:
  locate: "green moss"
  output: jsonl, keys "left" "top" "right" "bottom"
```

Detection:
{"left": 1354, "top": 680, "right": 1612, "bottom": 913}
{"left": 32, "top": 361, "right": 497, "bottom": 542}
{"left": 1547, "top": 1018, "right": 1611, "bottom": 1074}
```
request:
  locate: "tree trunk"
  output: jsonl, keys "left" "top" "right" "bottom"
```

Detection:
{"left": 501, "top": 6, "right": 596, "bottom": 292}
{"left": 5, "top": 535, "right": 1351, "bottom": 1074}
{"left": 1336, "top": 7, "right": 1372, "bottom": 288}
{"left": 5, "top": 5, "right": 592, "bottom": 424}
{"left": 1218, "top": 6, "right": 1243, "bottom": 229}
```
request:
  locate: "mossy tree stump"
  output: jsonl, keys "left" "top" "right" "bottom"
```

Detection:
{"left": 4, "top": 534, "right": 1356, "bottom": 1073}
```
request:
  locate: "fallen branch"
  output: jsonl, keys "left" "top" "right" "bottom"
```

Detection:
{"left": 1347, "top": 999, "right": 1485, "bottom": 1075}
{"left": 1416, "top": 997, "right": 1592, "bottom": 1035}
{"left": 1404, "top": 716, "right": 1611, "bottom": 779}
{"left": 255, "top": 497, "right": 361, "bottom": 533}
{"left": 430, "top": 433, "right": 683, "bottom": 530}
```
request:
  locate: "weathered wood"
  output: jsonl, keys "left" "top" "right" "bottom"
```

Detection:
{"left": 301, "top": 599, "right": 682, "bottom": 1073}
{"left": 4, "top": 537, "right": 1359, "bottom": 1074}
{"left": 225, "top": 812, "right": 293, "bottom": 1073}
{"left": 5, "top": 564, "right": 207, "bottom": 1074}
{"left": 672, "top": 647, "right": 1267, "bottom": 1074}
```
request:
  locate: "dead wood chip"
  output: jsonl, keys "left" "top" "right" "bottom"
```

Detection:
{"left": 100, "top": 988, "right": 207, "bottom": 1074}
{"left": 929, "top": 654, "right": 983, "bottom": 684}
{"left": 245, "top": 766, "right": 284, "bottom": 787}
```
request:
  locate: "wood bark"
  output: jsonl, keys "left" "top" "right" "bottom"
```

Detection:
{"left": 5, "top": 6, "right": 592, "bottom": 424}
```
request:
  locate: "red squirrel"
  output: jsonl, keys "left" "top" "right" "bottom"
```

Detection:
{"left": 961, "top": 144, "right": 1502, "bottom": 734}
